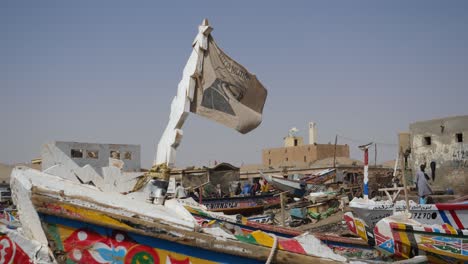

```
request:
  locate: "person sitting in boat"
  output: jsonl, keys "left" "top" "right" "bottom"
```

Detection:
{"left": 260, "top": 179, "right": 269, "bottom": 194}
{"left": 415, "top": 164, "right": 432, "bottom": 204}
{"left": 235, "top": 182, "right": 242, "bottom": 196}
{"left": 215, "top": 184, "right": 223, "bottom": 198}
{"left": 175, "top": 183, "right": 187, "bottom": 199}
{"left": 241, "top": 182, "right": 251, "bottom": 196}
{"left": 250, "top": 180, "right": 259, "bottom": 196}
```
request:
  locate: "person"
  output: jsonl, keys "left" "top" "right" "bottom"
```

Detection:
{"left": 242, "top": 182, "right": 251, "bottom": 196}
{"left": 415, "top": 164, "right": 432, "bottom": 204}
{"left": 215, "top": 184, "right": 223, "bottom": 198}
{"left": 250, "top": 180, "right": 259, "bottom": 196}
{"left": 260, "top": 179, "right": 269, "bottom": 194}
{"left": 235, "top": 182, "right": 242, "bottom": 195}
{"left": 175, "top": 183, "right": 187, "bottom": 199}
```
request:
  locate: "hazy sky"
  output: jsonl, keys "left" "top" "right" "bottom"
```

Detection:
{"left": 2, "top": 1, "right": 467, "bottom": 168}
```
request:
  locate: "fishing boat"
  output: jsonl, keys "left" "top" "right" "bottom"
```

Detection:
{"left": 195, "top": 193, "right": 280, "bottom": 215}
{"left": 262, "top": 174, "right": 310, "bottom": 197}
{"left": 262, "top": 169, "right": 335, "bottom": 197}
{"left": 345, "top": 150, "right": 468, "bottom": 247}
{"left": 12, "top": 166, "right": 345, "bottom": 263}
{"left": 180, "top": 198, "right": 381, "bottom": 260}
{"left": 349, "top": 198, "right": 468, "bottom": 230}
{"left": 373, "top": 214, "right": 468, "bottom": 263}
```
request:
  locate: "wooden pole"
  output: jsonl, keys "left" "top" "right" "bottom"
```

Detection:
{"left": 199, "top": 186, "right": 203, "bottom": 204}
{"left": 333, "top": 135, "right": 338, "bottom": 168}
{"left": 280, "top": 192, "right": 286, "bottom": 227}
{"left": 374, "top": 143, "right": 377, "bottom": 166}
{"left": 400, "top": 151, "right": 410, "bottom": 214}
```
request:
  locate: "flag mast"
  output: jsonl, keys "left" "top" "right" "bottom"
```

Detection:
{"left": 155, "top": 19, "right": 213, "bottom": 167}
{"left": 359, "top": 142, "right": 373, "bottom": 201}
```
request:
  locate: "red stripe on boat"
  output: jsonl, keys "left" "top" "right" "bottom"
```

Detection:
{"left": 435, "top": 203, "right": 468, "bottom": 210}
{"left": 441, "top": 224, "right": 451, "bottom": 234}
{"left": 279, "top": 239, "right": 307, "bottom": 254}
{"left": 449, "top": 210, "right": 464, "bottom": 229}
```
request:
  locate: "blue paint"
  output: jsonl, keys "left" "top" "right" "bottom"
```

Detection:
{"left": 95, "top": 246, "right": 125, "bottom": 264}
{"left": 439, "top": 210, "right": 451, "bottom": 226}
{"left": 40, "top": 214, "right": 262, "bottom": 264}
{"left": 378, "top": 239, "right": 394, "bottom": 254}
{"left": 364, "top": 183, "right": 369, "bottom": 196}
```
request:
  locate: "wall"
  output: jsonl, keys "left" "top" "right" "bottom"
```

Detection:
{"left": 42, "top": 141, "right": 141, "bottom": 172}
{"left": 262, "top": 144, "right": 349, "bottom": 168}
{"left": 398, "top": 132, "right": 410, "bottom": 153}
{"left": 410, "top": 115, "right": 468, "bottom": 195}
{"left": 283, "top": 136, "right": 304, "bottom": 147}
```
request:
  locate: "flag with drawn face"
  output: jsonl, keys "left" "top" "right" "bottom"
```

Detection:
{"left": 190, "top": 36, "right": 267, "bottom": 134}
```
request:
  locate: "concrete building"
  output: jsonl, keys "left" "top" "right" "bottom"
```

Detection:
{"left": 38, "top": 141, "right": 143, "bottom": 193}
{"left": 42, "top": 141, "right": 141, "bottom": 172}
{"left": 262, "top": 124, "right": 350, "bottom": 168}
{"left": 409, "top": 115, "right": 468, "bottom": 195}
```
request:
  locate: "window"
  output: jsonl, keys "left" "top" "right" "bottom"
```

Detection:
{"left": 456, "top": 133, "right": 463, "bottom": 143}
{"left": 294, "top": 139, "right": 298, "bottom": 146}
{"left": 110, "top": 150, "right": 121, "bottom": 159}
{"left": 71, "top": 149, "right": 83, "bottom": 158}
{"left": 304, "top": 156, "right": 306, "bottom": 162}
{"left": 124, "top": 151, "right": 132, "bottom": 160}
{"left": 424, "top": 136, "right": 431, "bottom": 146}
{"left": 268, "top": 159, "right": 271, "bottom": 165}
{"left": 87, "top": 150, "right": 99, "bottom": 159}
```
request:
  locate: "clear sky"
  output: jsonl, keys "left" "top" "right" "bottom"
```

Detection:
{"left": 1, "top": 1, "right": 467, "bottom": 168}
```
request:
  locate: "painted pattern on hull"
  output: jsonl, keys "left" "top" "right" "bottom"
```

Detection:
{"left": 46, "top": 223, "right": 220, "bottom": 264}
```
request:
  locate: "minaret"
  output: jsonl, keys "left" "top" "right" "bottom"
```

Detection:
{"left": 309, "top": 122, "right": 317, "bottom": 144}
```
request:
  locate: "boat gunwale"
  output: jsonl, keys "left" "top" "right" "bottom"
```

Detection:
{"left": 31, "top": 190, "right": 339, "bottom": 264}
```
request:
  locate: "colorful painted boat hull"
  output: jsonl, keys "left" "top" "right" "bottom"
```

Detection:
{"left": 374, "top": 215, "right": 468, "bottom": 263}
{"left": 349, "top": 201, "right": 468, "bottom": 230}
{"left": 185, "top": 202, "right": 381, "bottom": 260}
{"left": 0, "top": 231, "right": 33, "bottom": 263}
{"left": 41, "top": 213, "right": 260, "bottom": 264}
{"left": 197, "top": 194, "right": 280, "bottom": 215}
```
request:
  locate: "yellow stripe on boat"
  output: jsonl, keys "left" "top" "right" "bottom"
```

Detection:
{"left": 446, "top": 224, "right": 457, "bottom": 234}
{"left": 61, "top": 204, "right": 130, "bottom": 229}
{"left": 251, "top": 230, "right": 283, "bottom": 249}
{"left": 355, "top": 218, "right": 367, "bottom": 242}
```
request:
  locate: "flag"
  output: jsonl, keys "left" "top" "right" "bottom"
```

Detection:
{"left": 190, "top": 36, "right": 267, "bottom": 134}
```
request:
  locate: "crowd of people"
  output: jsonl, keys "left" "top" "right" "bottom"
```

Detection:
{"left": 173, "top": 179, "right": 271, "bottom": 199}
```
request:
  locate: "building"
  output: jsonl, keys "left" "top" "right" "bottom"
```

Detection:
{"left": 407, "top": 115, "right": 468, "bottom": 195}
{"left": 41, "top": 141, "right": 141, "bottom": 172}
{"left": 262, "top": 123, "right": 350, "bottom": 168}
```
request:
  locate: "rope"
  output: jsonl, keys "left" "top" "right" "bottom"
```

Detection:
{"left": 265, "top": 233, "right": 278, "bottom": 264}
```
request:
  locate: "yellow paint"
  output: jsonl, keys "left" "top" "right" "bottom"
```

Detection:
{"left": 445, "top": 224, "right": 457, "bottom": 235}
{"left": 60, "top": 204, "right": 130, "bottom": 229}
{"left": 395, "top": 224, "right": 411, "bottom": 258}
{"left": 307, "top": 206, "right": 318, "bottom": 214}
{"left": 250, "top": 231, "right": 283, "bottom": 249}
{"left": 355, "top": 219, "right": 367, "bottom": 242}
{"left": 419, "top": 236, "right": 435, "bottom": 245}
{"left": 419, "top": 244, "right": 468, "bottom": 261}
{"left": 143, "top": 245, "right": 218, "bottom": 264}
